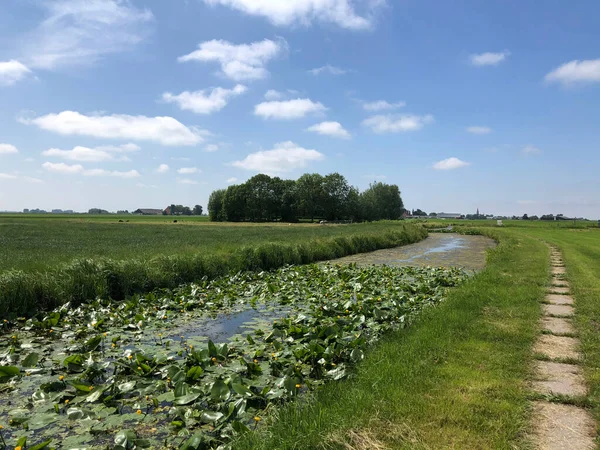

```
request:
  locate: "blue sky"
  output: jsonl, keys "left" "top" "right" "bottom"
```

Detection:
{"left": 1, "top": 0, "right": 599, "bottom": 218}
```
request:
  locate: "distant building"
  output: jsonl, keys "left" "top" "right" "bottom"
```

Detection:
{"left": 134, "top": 208, "right": 163, "bottom": 215}
{"left": 437, "top": 212, "right": 462, "bottom": 219}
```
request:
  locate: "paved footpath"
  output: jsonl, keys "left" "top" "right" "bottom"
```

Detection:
{"left": 532, "top": 247, "right": 596, "bottom": 449}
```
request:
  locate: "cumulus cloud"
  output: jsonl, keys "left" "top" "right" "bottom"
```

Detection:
{"left": 0, "top": 60, "right": 32, "bottom": 86}
{"left": 42, "top": 162, "right": 85, "bottom": 174}
{"left": 42, "top": 161, "right": 139, "bottom": 177}
{"left": 43, "top": 146, "right": 114, "bottom": 162}
{"left": 362, "top": 114, "right": 434, "bottom": 133}
{"left": 264, "top": 89, "right": 283, "bottom": 100}
{"left": 432, "top": 157, "right": 470, "bottom": 170}
{"left": 306, "top": 121, "right": 351, "bottom": 139}
{"left": 522, "top": 145, "right": 542, "bottom": 155}
{"left": 178, "top": 39, "right": 285, "bottom": 81}
{"left": 21, "top": 0, "right": 153, "bottom": 70}
{"left": 227, "top": 177, "right": 238, "bottom": 183}
{"left": 21, "top": 111, "right": 203, "bottom": 146}
{"left": 202, "top": 0, "right": 383, "bottom": 30}
{"left": 362, "top": 100, "right": 405, "bottom": 111}
{"left": 545, "top": 59, "right": 600, "bottom": 86}
{"left": 232, "top": 141, "right": 325, "bottom": 174}
{"left": 162, "top": 84, "right": 247, "bottom": 114}
{"left": 0, "top": 173, "right": 18, "bottom": 180}
{"left": 309, "top": 65, "right": 348, "bottom": 75}
{"left": 204, "top": 144, "right": 220, "bottom": 152}
{"left": 156, "top": 164, "right": 170, "bottom": 173}
{"left": 470, "top": 51, "right": 510, "bottom": 66}
{"left": 0, "top": 144, "right": 19, "bottom": 154}
{"left": 466, "top": 126, "right": 492, "bottom": 134}
{"left": 177, "top": 167, "right": 200, "bottom": 174}
{"left": 254, "top": 98, "right": 327, "bottom": 119}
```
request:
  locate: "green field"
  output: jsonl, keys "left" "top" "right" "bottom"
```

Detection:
{"left": 1, "top": 217, "right": 599, "bottom": 448}
{"left": 0, "top": 214, "right": 407, "bottom": 272}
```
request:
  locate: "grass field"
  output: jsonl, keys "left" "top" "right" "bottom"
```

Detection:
{"left": 1, "top": 214, "right": 404, "bottom": 272}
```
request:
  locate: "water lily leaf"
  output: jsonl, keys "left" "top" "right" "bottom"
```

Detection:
{"left": 211, "top": 379, "right": 230, "bottom": 402}
{"left": 207, "top": 340, "right": 217, "bottom": 357}
{"left": 28, "top": 439, "right": 52, "bottom": 450}
{"left": 71, "top": 382, "right": 93, "bottom": 393}
{"left": 118, "top": 381, "right": 136, "bottom": 393}
{"left": 186, "top": 366, "right": 204, "bottom": 381}
{"left": 29, "top": 413, "right": 58, "bottom": 428}
{"left": 200, "top": 410, "right": 224, "bottom": 424}
{"left": 326, "top": 366, "right": 346, "bottom": 380}
{"left": 115, "top": 429, "right": 137, "bottom": 448}
{"left": 231, "top": 382, "right": 253, "bottom": 398}
{"left": 82, "top": 335, "right": 102, "bottom": 352}
{"left": 231, "top": 420, "right": 250, "bottom": 434}
{"left": 9, "top": 408, "right": 30, "bottom": 424}
{"left": 350, "top": 348, "right": 364, "bottom": 362}
{"left": 22, "top": 352, "right": 40, "bottom": 368}
{"left": 0, "top": 365, "right": 20, "bottom": 381}
{"left": 63, "top": 355, "right": 84, "bottom": 372}
{"left": 173, "top": 393, "right": 201, "bottom": 405}
{"left": 180, "top": 432, "right": 206, "bottom": 450}
{"left": 86, "top": 388, "right": 104, "bottom": 402}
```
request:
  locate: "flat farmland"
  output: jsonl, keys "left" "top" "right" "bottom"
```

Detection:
{"left": 0, "top": 215, "right": 407, "bottom": 272}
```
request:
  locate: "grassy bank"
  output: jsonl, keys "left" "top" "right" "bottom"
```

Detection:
{"left": 234, "top": 229, "right": 549, "bottom": 449}
{"left": 0, "top": 223, "right": 427, "bottom": 317}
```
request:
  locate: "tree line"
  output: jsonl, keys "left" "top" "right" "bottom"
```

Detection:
{"left": 208, "top": 173, "right": 404, "bottom": 223}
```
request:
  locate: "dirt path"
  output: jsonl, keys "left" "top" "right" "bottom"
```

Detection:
{"left": 531, "top": 246, "right": 596, "bottom": 449}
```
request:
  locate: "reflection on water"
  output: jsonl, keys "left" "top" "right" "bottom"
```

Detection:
{"left": 328, "top": 233, "right": 496, "bottom": 271}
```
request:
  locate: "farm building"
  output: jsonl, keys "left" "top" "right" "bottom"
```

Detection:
{"left": 133, "top": 208, "right": 163, "bottom": 215}
{"left": 437, "top": 213, "right": 463, "bottom": 219}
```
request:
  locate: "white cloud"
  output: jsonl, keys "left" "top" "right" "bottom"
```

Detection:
{"left": 22, "top": 111, "right": 203, "bottom": 146}
{"left": 178, "top": 39, "right": 285, "bottom": 81}
{"left": 156, "top": 164, "right": 170, "bottom": 173}
{"left": 42, "top": 162, "right": 84, "bottom": 174}
{"left": 43, "top": 146, "right": 114, "bottom": 162}
{"left": 362, "top": 100, "right": 405, "bottom": 111}
{"left": 23, "top": 176, "right": 44, "bottom": 184}
{"left": 432, "top": 157, "right": 470, "bottom": 170}
{"left": 177, "top": 178, "right": 199, "bottom": 185}
{"left": 202, "top": 0, "right": 383, "bottom": 30}
{"left": 227, "top": 177, "right": 238, "bottom": 183}
{"left": 0, "top": 144, "right": 19, "bottom": 154}
{"left": 162, "top": 84, "right": 247, "bottom": 114}
{"left": 42, "top": 161, "right": 139, "bottom": 177}
{"left": 362, "top": 114, "right": 434, "bottom": 133}
{"left": 0, "top": 173, "right": 18, "bottom": 180}
{"left": 83, "top": 169, "right": 140, "bottom": 178}
{"left": 177, "top": 167, "right": 200, "bottom": 174}
{"left": 254, "top": 98, "right": 327, "bottom": 120}
{"left": 204, "top": 144, "right": 220, "bottom": 152}
{"left": 522, "top": 145, "right": 542, "bottom": 155}
{"left": 466, "top": 126, "right": 492, "bottom": 134}
{"left": 545, "top": 59, "right": 600, "bottom": 86}
{"left": 231, "top": 141, "right": 325, "bottom": 174}
{"left": 264, "top": 89, "right": 283, "bottom": 100}
{"left": 306, "top": 121, "right": 351, "bottom": 139}
{"left": 98, "top": 143, "right": 141, "bottom": 153}
{"left": 309, "top": 65, "right": 348, "bottom": 75}
{"left": 21, "top": 0, "right": 153, "bottom": 70}
{"left": 0, "top": 60, "right": 31, "bottom": 86}
{"left": 470, "top": 51, "right": 510, "bottom": 66}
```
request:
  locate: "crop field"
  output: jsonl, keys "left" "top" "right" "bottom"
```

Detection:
{"left": 1, "top": 218, "right": 599, "bottom": 449}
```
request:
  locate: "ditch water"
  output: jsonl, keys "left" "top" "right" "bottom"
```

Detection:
{"left": 328, "top": 233, "right": 496, "bottom": 272}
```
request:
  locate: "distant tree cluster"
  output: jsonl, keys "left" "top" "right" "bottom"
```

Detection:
{"left": 208, "top": 173, "right": 404, "bottom": 223}
{"left": 88, "top": 208, "right": 110, "bottom": 214}
{"left": 164, "top": 204, "right": 203, "bottom": 216}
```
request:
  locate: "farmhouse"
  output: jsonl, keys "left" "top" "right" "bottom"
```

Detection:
{"left": 133, "top": 208, "right": 163, "bottom": 215}
{"left": 437, "top": 212, "right": 462, "bottom": 219}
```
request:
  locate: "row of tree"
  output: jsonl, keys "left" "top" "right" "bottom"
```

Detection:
{"left": 164, "top": 204, "right": 203, "bottom": 216}
{"left": 208, "top": 173, "right": 404, "bottom": 223}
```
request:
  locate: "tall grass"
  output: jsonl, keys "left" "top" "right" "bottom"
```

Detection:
{"left": 0, "top": 224, "right": 426, "bottom": 317}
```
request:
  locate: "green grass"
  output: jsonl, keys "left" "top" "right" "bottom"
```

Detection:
{"left": 516, "top": 227, "right": 600, "bottom": 438}
{"left": 1, "top": 215, "right": 403, "bottom": 272}
{"left": 233, "top": 228, "right": 549, "bottom": 449}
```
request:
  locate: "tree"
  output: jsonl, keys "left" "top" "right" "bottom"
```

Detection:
{"left": 208, "top": 189, "right": 226, "bottom": 222}
{"left": 522, "top": 214, "right": 529, "bottom": 220}
{"left": 223, "top": 184, "right": 248, "bottom": 222}
{"left": 296, "top": 173, "right": 325, "bottom": 222}
{"left": 429, "top": 212, "right": 438, "bottom": 217}
{"left": 322, "top": 173, "right": 354, "bottom": 221}
{"left": 412, "top": 209, "right": 427, "bottom": 216}
{"left": 193, "top": 205, "right": 203, "bottom": 215}
{"left": 360, "top": 182, "right": 404, "bottom": 221}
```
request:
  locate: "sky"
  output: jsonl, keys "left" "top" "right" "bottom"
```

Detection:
{"left": 1, "top": 0, "right": 599, "bottom": 218}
